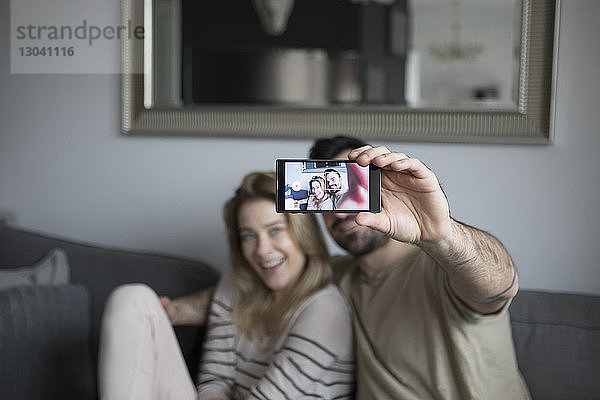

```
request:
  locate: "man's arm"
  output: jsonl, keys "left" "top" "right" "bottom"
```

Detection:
{"left": 349, "top": 145, "right": 518, "bottom": 314}
{"left": 419, "top": 219, "right": 518, "bottom": 314}
{"left": 159, "top": 286, "right": 214, "bottom": 325}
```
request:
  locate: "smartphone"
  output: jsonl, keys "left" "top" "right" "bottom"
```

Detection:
{"left": 275, "top": 159, "right": 381, "bottom": 213}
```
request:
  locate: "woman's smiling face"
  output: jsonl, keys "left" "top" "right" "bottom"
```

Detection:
{"left": 311, "top": 180, "right": 325, "bottom": 200}
{"left": 238, "top": 198, "right": 306, "bottom": 300}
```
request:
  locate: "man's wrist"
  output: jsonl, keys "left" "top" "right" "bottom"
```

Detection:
{"left": 416, "top": 218, "right": 459, "bottom": 260}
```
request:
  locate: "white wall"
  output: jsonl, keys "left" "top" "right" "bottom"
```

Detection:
{"left": 1, "top": 0, "right": 599, "bottom": 295}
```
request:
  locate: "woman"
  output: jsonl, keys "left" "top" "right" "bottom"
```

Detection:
{"left": 306, "top": 175, "right": 334, "bottom": 210}
{"left": 98, "top": 172, "right": 354, "bottom": 400}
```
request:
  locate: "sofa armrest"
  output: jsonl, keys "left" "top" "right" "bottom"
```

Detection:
{"left": 0, "top": 284, "right": 95, "bottom": 400}
{"left": 510, "top": 290, "right": 600, "bottom": 400}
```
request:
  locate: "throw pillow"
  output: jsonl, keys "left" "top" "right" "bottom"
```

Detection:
{"left": 0, "top": 248, "right": 70, "bottom": 290}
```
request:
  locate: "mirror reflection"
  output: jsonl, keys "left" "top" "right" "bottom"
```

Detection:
{"left": 150, "top": 0, "right": 522, "bottom": 110}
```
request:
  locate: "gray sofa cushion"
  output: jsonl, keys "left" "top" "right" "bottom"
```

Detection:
{"left": 0, "top": 284, "right": 95, "bottom": 400}
{"left": 510, "top": 290, "right": 600, "bottom": 400}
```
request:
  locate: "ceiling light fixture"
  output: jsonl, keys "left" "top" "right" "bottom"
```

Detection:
{"left": 429, "top": 0, "right": 484, "bottom": 61}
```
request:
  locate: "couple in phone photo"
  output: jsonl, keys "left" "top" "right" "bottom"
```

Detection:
{"left": 307, "top": 165, "right": 369, "bottom": 211}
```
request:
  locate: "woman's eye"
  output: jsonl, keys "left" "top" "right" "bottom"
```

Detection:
{"left": 240, "top": 232, "right": 256, "bottom": 241}
{"left": 270, "top": 227, "right": 283, "bottom": 235}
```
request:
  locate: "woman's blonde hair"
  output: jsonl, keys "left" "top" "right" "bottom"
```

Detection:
{"left": 223, "top": 171, "right": 331, "bottom": 336}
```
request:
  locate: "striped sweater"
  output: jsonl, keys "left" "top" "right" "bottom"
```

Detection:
{"left": 197, "top": 272, "right": 355, "bottom": 400}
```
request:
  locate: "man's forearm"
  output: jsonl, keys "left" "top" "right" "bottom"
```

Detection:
{"left": 419, "top": 219, "right": 518, "bottom": 314}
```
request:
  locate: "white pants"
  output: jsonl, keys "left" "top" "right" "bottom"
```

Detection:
{"left": 98, "top": 284, "right": 197, "bottom": 400}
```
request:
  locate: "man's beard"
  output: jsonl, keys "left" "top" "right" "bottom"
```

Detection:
{"left": 331, "top": 216, "right": 390, "bottom": 256}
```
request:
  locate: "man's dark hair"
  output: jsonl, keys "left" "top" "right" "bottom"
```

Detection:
{"left": 309, "top": 136, "right": 368, "bottom": 159}
{"left": 323, "top": 168, "right": 341, "bottom": 177}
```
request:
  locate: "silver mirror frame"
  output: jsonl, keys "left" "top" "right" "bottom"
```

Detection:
{"left": 121, "top": 0, "right": 560, "bottom": 144}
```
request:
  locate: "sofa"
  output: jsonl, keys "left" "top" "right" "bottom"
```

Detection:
{"left": 1, "top": 223, "right": 599, "bottom": 399}
{"left": 0, "top": 223, "right": 220, "bottom": 400}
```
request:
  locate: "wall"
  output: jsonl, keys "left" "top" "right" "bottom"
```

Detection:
{"left": 1, "top": 0, "right": 599, "bottom": 294}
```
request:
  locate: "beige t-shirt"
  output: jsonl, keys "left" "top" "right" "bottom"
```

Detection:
{"left": 335, "top": 249, "right": 531, "bottom": 400}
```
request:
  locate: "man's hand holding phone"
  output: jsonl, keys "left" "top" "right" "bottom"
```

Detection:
{"left": 347, "top": 146, "right": 452, "bottom": 245}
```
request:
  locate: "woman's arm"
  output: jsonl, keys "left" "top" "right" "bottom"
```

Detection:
{"left": 246, "top": 286, "right": 355, "bottom": 400}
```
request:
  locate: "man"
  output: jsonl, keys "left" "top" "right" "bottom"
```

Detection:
{"left": 324, "top": 168, "right": 342, "bottom": 192}
{"left": 162, "top": 136, "right": 530, "bottom": 399}
{"left": 323, "top": 168, "right": 346, "bottom": 209}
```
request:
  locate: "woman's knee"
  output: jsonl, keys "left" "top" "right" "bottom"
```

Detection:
{"left": 105, "top": 283, "right": 160, "bottom": 312}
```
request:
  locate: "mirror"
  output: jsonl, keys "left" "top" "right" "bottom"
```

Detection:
{"left": 121, "top": 0, "right": 559, "bottom": 143}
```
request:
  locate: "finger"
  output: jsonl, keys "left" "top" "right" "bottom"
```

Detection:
{"left": 347, "top": 145, "right": 373, "bottom": 161}
{"left": 388, "top": 157, "right": 434, "bottom": 179}
{"left": 372, "top": 152, "right": 410, "bottom": 169}
{"left": 354, "top": 146, "right": 392, "bottom": 166}
{"left": 159, "top": 296, "right": 170, "bottom": 308}
{"left": 355, "top": 212, "right": 391, "bottom": 235}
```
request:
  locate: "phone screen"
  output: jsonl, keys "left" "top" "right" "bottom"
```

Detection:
{"left": 276, "top": 159, "right": 381, "bottom": 213}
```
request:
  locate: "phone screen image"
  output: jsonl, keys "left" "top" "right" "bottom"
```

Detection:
{"left": 276, "top": 159, "right": 380, "bottom": 213}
